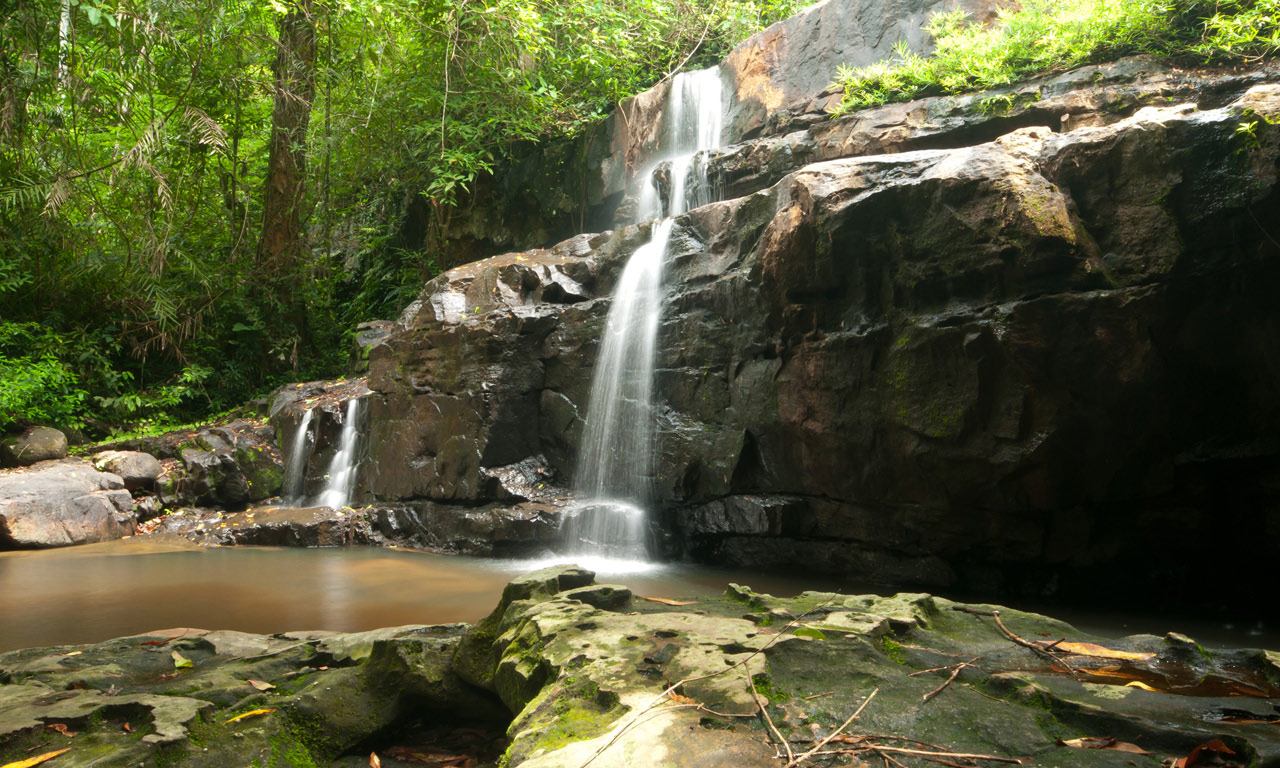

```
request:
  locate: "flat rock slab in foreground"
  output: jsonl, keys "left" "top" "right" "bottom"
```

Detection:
{"left": 1, "top": 565, "right": 1277, "bottom": 767}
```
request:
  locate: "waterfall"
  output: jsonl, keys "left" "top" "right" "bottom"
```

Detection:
{"left": 282, "top": 408, "right": 314, "bottom": 506}
{"left": 566, "top": 66, "right": 725, "bottom": 558}
{"left": 633, "top": 67, "right": 725, "bottom": 222}
{"left": 317, "top": 397, "right": 367, "bottom": 509}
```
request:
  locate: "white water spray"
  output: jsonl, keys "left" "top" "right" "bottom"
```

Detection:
{"left": 317, "top": 398, "right": 367, "bottom": 509}
{"left": 282, "top": 408, "right": 314, "bottom": 506}
{"left": 568, "top": 67, "right": 725, "bottom": 556}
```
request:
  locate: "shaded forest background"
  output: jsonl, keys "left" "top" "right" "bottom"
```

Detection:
{"left": 0, "top": 0, "right": 808, "bottom": 434}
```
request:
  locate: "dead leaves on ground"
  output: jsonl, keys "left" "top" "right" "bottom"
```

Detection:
{"left": 1168, "top": 738, "right": 1241, "bottom": 768}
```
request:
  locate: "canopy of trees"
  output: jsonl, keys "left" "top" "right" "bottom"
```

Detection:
{"left": 0, "top": 0, "right": 808, "bottom": 434}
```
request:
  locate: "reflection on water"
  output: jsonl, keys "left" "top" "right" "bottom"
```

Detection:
{"left": 0, "top": 539, "right": 848, "bottom": 652}
{"left": 0, "top": 539, "right": 1272, "bottom": 653}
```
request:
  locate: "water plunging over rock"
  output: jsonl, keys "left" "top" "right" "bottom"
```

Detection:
{"left": 635, "top": 68, "right": 726, "bottom": 222}
{"left": 564, "top": 220, "right": 675, "bottom": 557}
{"left": 282, "top": 407, "right": 314, "bottom": 505}
{"left": 567, "top": 68, "right": 727, "bottom": 556}
{"left": 317, "top": 397, "right": 367, "bottom": 509}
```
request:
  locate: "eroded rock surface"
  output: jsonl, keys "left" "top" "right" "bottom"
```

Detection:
{"left": 5, "top": 566, "right": 1276, "bottom": 768}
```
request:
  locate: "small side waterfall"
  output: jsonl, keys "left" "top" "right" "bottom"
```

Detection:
{"left": 566, "top": 67, "right": 726, "bottom": 558}
{"left": 317, "top": 397, "right": 367, "bottom": 509}
{"left": 282, "top": 408, "right": 315, "bottom": 506}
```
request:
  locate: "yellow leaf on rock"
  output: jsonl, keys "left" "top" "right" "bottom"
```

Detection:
{"left": 1125, "top": 681, "right": 1160, "bottom": 692}
{"left": 1040, "top": 641, "right": 1154, "bottom": 661}
{"left": 225, "top": 708, "right": 275, "bottom": 724}
{"left": 171, "top": 650, "right": 193, "bottom": 669}
{"left": 1, "top": 748, "right": 73, "bottom": 768}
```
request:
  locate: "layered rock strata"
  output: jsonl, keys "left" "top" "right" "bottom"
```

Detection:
{"left": 365, "top": 72, "right": 1280, "bottom": 607}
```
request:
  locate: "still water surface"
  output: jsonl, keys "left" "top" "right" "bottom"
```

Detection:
{"left": 0, "top": 538, "right": 853, "bottom": 652}
{"left": 0, "top": 539, "right": 1271, "bottom": 652}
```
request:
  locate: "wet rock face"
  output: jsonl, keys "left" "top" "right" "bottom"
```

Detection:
{"left": 268, "top": 378, "right": 371, "bottom": 504}
{"left": 369, "top": 77, "right": 1280, "bottom": 603}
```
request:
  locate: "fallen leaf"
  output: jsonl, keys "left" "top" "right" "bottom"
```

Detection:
{"left": 44, "top": 724, "right": 75, "bottom": 738}
{"left": 60, "top": 651, "right": 81, "bottom": 658}
{"left": 1, "top": 748, "right": 73, "bottom": 768}
{"left": 122, "top": 723, "right": 132, "bottom": 733}
{"left": 247, "top": 679, "right": 275, "bottom": 691}
{"left": 1125, "top": 681, "right": 1160, "bottom": 692}
{"left": 225, "top": 708, "right": 275, "bottom": 724}
{"left": 369, "top": 753, "right": 381, "bottom": 768}
{"left": 171, "top": 651, "right": 193, "bottom": 669}
{"left": 638, "top": 596, "right": 696, "bottom": 606}
{"left": 1056, "top": 736, "right": 1149, "bottom": 754}
{"left": 1173, "top": 738, "right": 1238, "bottom": 768}
{"left": 1037, "top": 641, "right": 1155, "bottom": 661}
{"left": 667, "top": 693, "right": 699, "bottom": 706}
{"left": 141, "top": 636, "right": 180, "bottom": 646}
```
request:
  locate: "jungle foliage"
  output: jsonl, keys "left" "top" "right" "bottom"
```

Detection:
{"left": 832, "top": 0, "right": 1280, "bottom": 113}
{"left": 0, "top": 0, "right": 809, "bottom": 433}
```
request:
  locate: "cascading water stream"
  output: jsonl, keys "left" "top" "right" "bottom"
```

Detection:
{"left": 566, "top": 67, "right": 725, "bottom": 558}
{"left": 282, "top": 408, "right": 314, "bottom": 506}
{"left": 317, "top": 397, "right": 367, "bottom": 509}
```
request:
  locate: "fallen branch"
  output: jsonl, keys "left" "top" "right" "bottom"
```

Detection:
{"left": 834, "top": 745, "right": 1024, "bottom": 765}
{"left": 781, "top": 687, "right": 879, "bottom": 768}
{"left": 952, "top": 607, "right": 1079, "bottom": 678}
{"left": 920, "top": 658, "right": 979, "bottom": 704}
{"left": 742, "top": 658, "right": 794, "bottom": 764}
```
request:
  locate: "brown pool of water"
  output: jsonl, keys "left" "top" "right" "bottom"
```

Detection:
{"left": 0, "top": 538, "right": 853, "bottom": 652}
{"left": 1, "top": 539, "right": 1272, "bottom": 653}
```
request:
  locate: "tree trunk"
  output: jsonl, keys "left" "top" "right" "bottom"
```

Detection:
{"left": 257, "top": 1, "right": 316, "bottom": 276}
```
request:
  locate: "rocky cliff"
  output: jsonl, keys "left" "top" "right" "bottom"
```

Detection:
{"left": 351, "top": 5, "right": 1280, "bottom": 610}
{"left": 405, "top": 0, "right": 1006, "bottom": 269}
